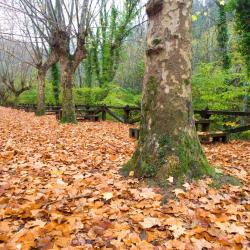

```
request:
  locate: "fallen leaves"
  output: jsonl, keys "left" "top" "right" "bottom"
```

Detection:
{"left": 139, "top": 217, "right": 161, "bottom": 229}
{"left": 0, "top": 107, "right": 249, "bottom": 249}
{"left": 103, "top": 192, "right": 113, "bottom": 200}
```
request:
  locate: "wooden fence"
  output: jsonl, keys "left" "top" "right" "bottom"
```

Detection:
{"left": 3, "top": 104, "right": 250, "bottom": 131}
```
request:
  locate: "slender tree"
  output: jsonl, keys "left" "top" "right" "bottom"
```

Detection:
{"left": 216, "top": 1, "right": 231, "bottom": 69}
{"left": 122, "top": 0, "right": 212, "bottom": 185}
{"left": 87, "top": 0, "right": 141, "bottom": 87}
{"left": 84, "top": 45, "right": 94, "bottom": 88}
{"left": 232, "top": 0, "right": 250, "bottom": 77}
{"left": 229, "top": 0, "right": 250, "bottom": 123}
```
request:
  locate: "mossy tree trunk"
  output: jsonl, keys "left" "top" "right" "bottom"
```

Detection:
{"left": 122, "top": 0, "right": 212, "bottom": 185}
{"left": 36, "top": 69, "right": 46, "bottom": 116}
{"left": 51, "top": 63, "right": 60, "bottom": 105}
{"left": 60, "top": 57, "right": 77, "bottom": 123}
{"left": 88, "top": 0, "right": 139, "bottom": 87}
{"left": 35, "top": 51, "right": 59, "bottom": 116}
{"left": 216, "top": 1, "right": 231, "bottom": 70}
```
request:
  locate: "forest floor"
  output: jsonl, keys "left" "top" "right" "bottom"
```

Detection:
{"left": 0, "top": 107, "right": 249, "bottom": 250}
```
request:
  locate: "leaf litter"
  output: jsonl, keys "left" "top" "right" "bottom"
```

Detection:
{"left": 0, "top": 107, "right": 249, "bottom": 249}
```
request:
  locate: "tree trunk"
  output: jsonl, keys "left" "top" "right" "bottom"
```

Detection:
{"left": 60, "top": 59, "right": 76, "bottom": 123}
{"left": 122, "top": 0, "right": 212, "bottom": 185}
{"left": 36, "top": 69, "right": 46, "bottom": 116}
{"left": 217, "top": 3, "right": 231, "bottom": 70}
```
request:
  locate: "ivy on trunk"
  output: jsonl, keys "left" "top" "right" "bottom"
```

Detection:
{"left": 85, "top": 0, "right": 140, "bottom": 87}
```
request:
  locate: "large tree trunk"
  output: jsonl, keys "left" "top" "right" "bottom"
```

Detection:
{"left": 36, "top": 69, "right": 46, "bottom": 116}
{"left": 122, "top": 0, "right": 212, "bottom": 185}
{"left": 60, "top": 58, "right": 76, "bottom": 123}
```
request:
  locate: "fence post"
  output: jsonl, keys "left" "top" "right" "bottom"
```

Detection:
{"left": 201, "top": 106, "right": 211, "bottom": 119}
{"left": 56, "top": 109, "right": 62, "bottom": 120}
{"left": 123, "top": 105, "right": 130, "bottom": 124}
{"left": 102, "top": 105, "right": 107, "bottom": 121}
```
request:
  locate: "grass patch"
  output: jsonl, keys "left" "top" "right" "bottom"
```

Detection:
{"left": 210, "top": 173, "right": 242, "bottom": 189}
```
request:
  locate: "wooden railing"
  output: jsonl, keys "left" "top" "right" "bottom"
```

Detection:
{"left": 3, "top": 104, "right": 250, "bottom": 128}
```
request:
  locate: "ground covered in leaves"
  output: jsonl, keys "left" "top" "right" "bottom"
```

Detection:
{"left": 0, "top": 107, "right": 249, "bottom": 250}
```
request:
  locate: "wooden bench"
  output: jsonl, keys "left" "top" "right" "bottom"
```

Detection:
{"left": 195, "top": 119, "right": 211, "bottom": 132}
{"left": 77, "top": 115, "right": 99, "bottom": 122}
{"left": 56, "top": 109, "right": 62, "bottom": 120}
{"left": 129, "top": 128, "right": 140, "bottom": 139}
{"left": 129, "top": 119, "right": 212, "bottom": 140}
{"left": 56, "top": 109, "right": 99, "bottom": 122}
{"left": 129, "top": 129, "right": 228, "bottom": 143}
{"left": 46, "top": 111, "right": 57, "bottom": 115}
{"left": 198, "top": 131, "right": 228, "bottom": 143}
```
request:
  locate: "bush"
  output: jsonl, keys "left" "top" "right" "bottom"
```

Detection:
{"left": 101, "top": 84, "right": 141, "bottom": 106}
{"left": 12, "top": 82, "right": 141, "bottom": 107}
{"left": 74, "top": 86, "right": 109, "bottom": 105}
{"left": 192, "top": 63, "right": 249, "bottom": 111}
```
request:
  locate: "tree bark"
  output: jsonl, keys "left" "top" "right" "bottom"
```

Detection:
{"left": 122, "top": 0, "right": 212, "bottom": 185}
{"left": 36, "top": 51, "right": 59, "bottom": 116}
{"left": 60, "top": 58, "right": 77, "bottom": 123}
{"left": 36, "top": 69, "right": 46, "bottom": 116}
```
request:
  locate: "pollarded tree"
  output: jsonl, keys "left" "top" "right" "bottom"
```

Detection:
{"left": 17, "top": 0, "right": 100, "bottom": 123}
{"left": 122, "top": 0, "right": 212, "bottom": 185}
{"left": 22, "top": 20, "right": 58, "bottom": 116}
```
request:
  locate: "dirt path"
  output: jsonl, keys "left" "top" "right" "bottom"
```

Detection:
{"left": 0, "top": 107, "right": 249, "bottom": 249}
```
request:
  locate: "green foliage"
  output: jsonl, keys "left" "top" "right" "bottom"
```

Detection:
{"left": 192, "top": 63, "right": 249, "bottom": 110}
{"left": 74, "top": 86, "right": 110, "bottom": 105}
{"left": 17, "top": 82, "right": 57, "bottom": 105}
{"left": 100, "top": 84, "right": 141, "bottom": 106}
{"left": 210, "top": 173, "right": 241, "bottom": 189}
{"left": 14, "top": 82, "right": 141, "bottom": 107}
{"left": 7, "top": 88, "right": 36, "bottom": 105}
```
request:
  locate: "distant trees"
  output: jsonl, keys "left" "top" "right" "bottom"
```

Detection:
{"left": 0, "top": 39, "right": 33, "bottom": 100}
{"left": 115, "top": 30, "right": 146, "bottom": 92}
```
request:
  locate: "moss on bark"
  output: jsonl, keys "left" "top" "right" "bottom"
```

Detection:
{"left": 36, "top": 70, "right": 46, "bottom": 116}
{"left": 61, "top": 91, "right": 77, "bottom": 124}
{"left": 60, "top": 61, "right": 77, "bottom": 124}
{"left": 121, "top": 0, "right": 214, "bottom": 187}
{"left": 122, "top": 131, "right": 214, "bottom": 186}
